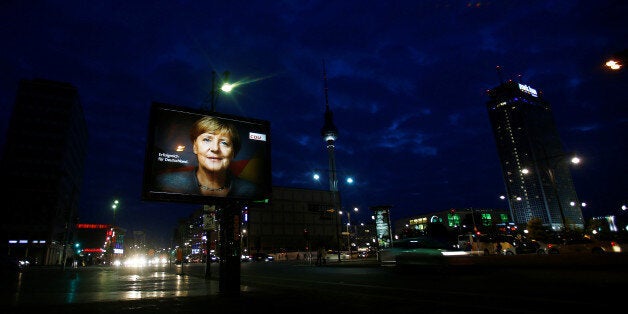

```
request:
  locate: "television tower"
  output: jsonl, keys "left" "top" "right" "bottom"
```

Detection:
{"left": 320, "top": 60, "right": 343, "bottom": 259}
{"left": 320, "top": 60, "right": 339, "bottom": 197}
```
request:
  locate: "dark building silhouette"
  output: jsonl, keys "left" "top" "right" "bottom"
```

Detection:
{"left": 174, "top": 186, "right": 342, "bottom": 261}
{"left": 486, "top": 77, "right": 584, "bottom": 231}
{"left": 1, "top": 78, "right": 88, "bottom": 265}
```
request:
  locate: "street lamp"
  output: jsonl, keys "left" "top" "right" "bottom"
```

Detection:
{"left": 111, "top": 199, "right": 119, "bottom": 226}
{"left": 604, "top": 49, "right": 627, "bottom": 71}
{"left": 339, "top": 207, "right": 359, "bottom": 259}
{"left": 313, "top": 171, "right": 354, "bottom": 262}
{"left": 209, "top": 70, "right": 231, "bottom": 112}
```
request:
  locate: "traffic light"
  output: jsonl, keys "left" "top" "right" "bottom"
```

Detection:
{"left": 303, "top": 228, "right": 309, "bottom": 241}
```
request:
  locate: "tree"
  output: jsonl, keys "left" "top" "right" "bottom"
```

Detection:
{"left": 526, "top": 218, "right": 552, "bottom": 242}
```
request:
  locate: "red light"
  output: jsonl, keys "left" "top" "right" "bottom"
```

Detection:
{"left": 83, "top": 248, "right": 104, "bottom": 253}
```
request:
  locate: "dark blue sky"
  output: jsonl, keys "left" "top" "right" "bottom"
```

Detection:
{"left": 1, "top": 1, "right": 626, "bottom": 247}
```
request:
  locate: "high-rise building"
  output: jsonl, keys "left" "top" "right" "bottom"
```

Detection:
{"left": 486, "top": 79, "right": 584, "bottom": 231}
{"left": 0, "top": 78, "right": 88, "bottom": 265}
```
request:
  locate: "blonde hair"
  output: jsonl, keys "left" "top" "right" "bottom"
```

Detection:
{"left": 190, "top": 116, "right": 241, "bottom": 156}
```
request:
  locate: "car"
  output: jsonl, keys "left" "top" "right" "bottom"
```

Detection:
{"left": 599, "top": 240, "right": 623, "bottom": 253}
{"left": 514, "top": 239, "right": 547, "bottom": 255}
{"left": 250, "top": 253, "right": 274, "bottom": 262}
{"left": 379, "top": 236, "right": 472, "bottom": 268}
{"left": 544, "top": 237, "right": 606, "bottom": 255}
{"left": 357, "top": 251, "right": 369, "bottom": 258}
{"left": 458, "top": 234, "right": 518, "bottom": 256}
{"left": 325, "top": 251, "right": 350, "bottom": 262}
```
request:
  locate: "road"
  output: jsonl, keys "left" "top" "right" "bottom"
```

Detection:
{"left": 3, "top": 254, "right": 627, "bottom": 313}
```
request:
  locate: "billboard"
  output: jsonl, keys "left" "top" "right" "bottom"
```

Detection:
{"left": 142, "top": 102, "right": 272, "bottom": 204}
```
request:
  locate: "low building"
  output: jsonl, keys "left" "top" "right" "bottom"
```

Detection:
{"left": 394, "top": 207, "right": 512, "bottom": 239}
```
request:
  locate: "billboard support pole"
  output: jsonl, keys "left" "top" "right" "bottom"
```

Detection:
{"left": 218, "top": 201, "right": 241, "bottom": 295}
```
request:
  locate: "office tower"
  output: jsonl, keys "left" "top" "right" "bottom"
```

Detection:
{"left": 0, "top": 78, "right": 88, "bottom": 265}
{"left": 486, "top": 79, "right": 584, "bottom": 231}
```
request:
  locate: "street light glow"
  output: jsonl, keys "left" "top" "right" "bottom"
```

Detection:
{"left": 221, "top": 82, "right": 234, "bottom": 93}
{"left": 605, "top": 59, "right": 622, "bottom": 70}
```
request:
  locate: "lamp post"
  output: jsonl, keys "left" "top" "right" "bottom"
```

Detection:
{"left": 109, "top": 199, "right": 119, "bottom": 264}
{"left": 339, "top": 207, "right": 359, "bottom": 259}
{"left": 200, "top": 71, "right": 235, "bottom": 280}
{"left": 111, "top": 199, "right": 119, "bottom": 226}
{"left": 60, "top": 177, "right": 77, "bottom": 271}
{"left": 313, "top": 171, "right": 354, "bottom": 262}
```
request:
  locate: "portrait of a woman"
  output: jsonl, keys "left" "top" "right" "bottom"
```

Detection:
{"left": 154, "top": 116, "right": 262, "bottom": 198}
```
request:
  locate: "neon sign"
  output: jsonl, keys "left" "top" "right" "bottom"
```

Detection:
{"left": 518, "top": 83, "right": 538, "bottom": 97}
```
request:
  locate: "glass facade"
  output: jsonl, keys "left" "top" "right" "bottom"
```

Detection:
{"left": 486, "top": 81, "right": 584, "bottom": 230}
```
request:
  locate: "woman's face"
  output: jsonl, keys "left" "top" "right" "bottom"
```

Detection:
{"left": 193, "top": 131, "right": 234, "bottom": 172}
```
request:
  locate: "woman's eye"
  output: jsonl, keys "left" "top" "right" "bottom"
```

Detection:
{"left": 220, "top": 140, "right": 231, "bottom": 147}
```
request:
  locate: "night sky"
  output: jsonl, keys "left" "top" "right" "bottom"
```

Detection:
{"left": 1, "top": 1, "right": 626, "bottom": 247}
